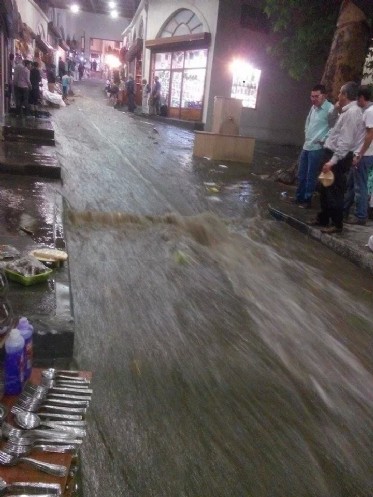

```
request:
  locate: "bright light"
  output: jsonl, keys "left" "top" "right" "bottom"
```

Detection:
{"left": 105, "top": 54, "right": 120, "bottom": 68}
{"left": 230, "top": 59, "right": 253, "bottom": 75}
{"left": 110, "top": 10, "right": 118, "bottom": 18}
{"left": 70, "top": 4, "right": 80, "bottom": 13}
{"left": 108, "top": 1, "right": 116, "bottom": 7}
{"left": 230, "top": 58, "right": 261, "bottom": 109}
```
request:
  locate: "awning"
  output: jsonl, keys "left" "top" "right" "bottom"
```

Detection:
{"left": 35, "top": 34, "right": 54, "bottom": 53}
{"left": 48, "top": 21, "right": 61, "bottom": 38}
{"left": 126, "top": 38, "right": 143, "bottom": 62}
{"left": 145, "top": 32, "right": 211, "bottom": 52}
{"left": 59, "top": 39, "right": 69, "bottom": 51}
{"left": 19, "top": 22, "right": 35, "bottom": 43}
{"left": 0, "top": 0, "right": 19, "bottom": 37}
{"left": 119, "top": 46, "right": 128, "bottom": 63}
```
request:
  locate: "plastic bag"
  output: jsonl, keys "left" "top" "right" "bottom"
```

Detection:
{"left": 7, "top": 255, "right": 49, "bottom": 276}
{"left": 368, "top": 235, "right": 373, "bottom": 252}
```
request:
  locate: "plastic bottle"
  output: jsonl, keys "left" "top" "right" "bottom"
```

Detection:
{"left": 17, "top": 317, "right": 33, "bottom": 380}
{"left": 5, "top": 328, "right": 25, "bottom": 395}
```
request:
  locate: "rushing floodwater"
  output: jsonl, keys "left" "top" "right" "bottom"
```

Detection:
{"left": 66, "top": 210, "right": 373, "bottom": 497}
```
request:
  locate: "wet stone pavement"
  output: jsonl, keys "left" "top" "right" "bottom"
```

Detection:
{"left": 0, "top": 174, "right": 73, "bottom": 364}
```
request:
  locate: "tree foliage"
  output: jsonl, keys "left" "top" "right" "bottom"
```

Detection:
{"left": 263, "top": 0, "right": 342, "bottom": 80}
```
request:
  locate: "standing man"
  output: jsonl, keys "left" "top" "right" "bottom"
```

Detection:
{"left": 312, "top": 82, "right": 364, "bottom": 234}
{"left": 295, "top": 84, "right": 334, "bottom": 208}
{"left": 58, "top": 57, "right": 66, "bottom": 80}
{"left": 13, "top": 59, "right": 32, "bottom": 117}
{"left": 151, "top": 75, "right": 161, "bottom": 116}
{"left": 343, "top": 86, "right": 373, "bottom": 225}
{"left": 125, "top": 74, "right": 136, "bottom": 113}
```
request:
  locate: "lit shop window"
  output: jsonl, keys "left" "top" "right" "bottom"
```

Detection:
{"left": 230, "top": 60, "right": 261, "bottom": 109}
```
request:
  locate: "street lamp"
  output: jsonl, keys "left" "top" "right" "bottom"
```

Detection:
{"left": 108, "top": 1, "right": 116, "bottom": 8}
{"left": 70, "top": 4, "right": 80, "bottom": 13}
{"left": 110, "top": 10, "right": 118, "bottom": 18}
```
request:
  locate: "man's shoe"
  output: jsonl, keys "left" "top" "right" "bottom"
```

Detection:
{"left": 307, "top": 218, "right": 323, "bottom": 226}
{"left": 320, "top": 226, "right": 343, "bottom": 234}
{"left": 345, "top": 217, "right": 367, "bottom": 226}
{"left": 298, "top": 202, "right": 312, "bottom": 209}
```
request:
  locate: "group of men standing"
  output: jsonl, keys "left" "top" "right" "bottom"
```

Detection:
{"left": 13, "top": 58, "right": 42, "bottom": 118}
{"left": 295, "top": 82, "right": 373, "bottom": 234}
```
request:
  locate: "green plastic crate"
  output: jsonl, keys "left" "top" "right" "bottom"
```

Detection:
{"left": 5, "top": 268, "right": 53, "bottom": 286}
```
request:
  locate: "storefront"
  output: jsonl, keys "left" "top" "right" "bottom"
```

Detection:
{"left": 0, "top": 0, "right": 18, "bottom": 118}
{"left": 147, "top": 38, "right": 210, "bottom": 121}
{"left": 123, "top": 0, "right": 313, "bottom": 144}
{"left": 124, "top": 5, "right": 212, "bottom": 122}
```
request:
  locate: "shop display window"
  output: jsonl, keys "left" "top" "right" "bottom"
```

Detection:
{"left": 154, "top": 52, "right": 171, "bottom": 70}
{"left": 184, "top": 49, "right": 207, "bottom": 69}
{"left": 181, "top": 69, "right": 205, "bottom": 109}
{"left": 172, "top": 51, "right": 184, "bottom": 69}
{"left": 230, "top": 60, "right": 261, "bottom": 109}
{"left": 154, "top": 69, "right": 170, "bottom": 101}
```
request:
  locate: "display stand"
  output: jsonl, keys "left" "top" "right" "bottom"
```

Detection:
{"left": 193, "top": 96, "right": 255, "bottom": 163}
{"left": 0, "top": 368, "right": 91, "bottom": 497}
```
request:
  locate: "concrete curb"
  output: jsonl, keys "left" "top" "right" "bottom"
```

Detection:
{"left": 268, "top": 205, "right": 373, "bottom": 275}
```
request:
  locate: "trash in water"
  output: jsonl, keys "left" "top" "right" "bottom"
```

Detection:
{"left": 203, "top": 156, "right": 212, "bottom": 160}
{"left": 204, "top": 182, "right": 221, "bottom": 194}
{"left": 174, "top": 250, "right": 190, "bottom": 265}
{"left": 152, "top": 127, "right": 159, "bottom": 134}
{"left": 207, "top": 196, "right": 222, "bottom": 202}
{"left": 281, "top": 191, "right": 288, "bottom": 198}
{"left": 219, "top": 164, "right": 228, "bottom": 168}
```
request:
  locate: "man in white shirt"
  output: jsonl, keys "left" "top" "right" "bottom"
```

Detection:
{"left": 343, "top": 86, "right": 373, "bottom": 225}
{"left": 311, "top": 81, "right": 364, "bottom": 234}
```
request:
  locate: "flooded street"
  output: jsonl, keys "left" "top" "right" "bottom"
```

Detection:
{"left": 52, "top": 79, "right": 373, "bottom": 497}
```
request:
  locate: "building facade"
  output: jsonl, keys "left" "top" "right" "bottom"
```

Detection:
{"left": 0, "top": 0, "right": 18, "bottom": 119}
{"left": 122, "top": 0, "right": 318, "bottom": 145}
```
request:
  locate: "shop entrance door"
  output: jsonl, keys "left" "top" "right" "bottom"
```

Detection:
{"left": 169, "top": 70, "right": 182, "bottom": 119}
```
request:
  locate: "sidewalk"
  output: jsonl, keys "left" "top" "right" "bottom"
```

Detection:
{"left": 0, "top": 114, "right": 73, "bottom": 366}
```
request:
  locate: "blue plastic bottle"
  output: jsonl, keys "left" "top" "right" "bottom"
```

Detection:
{"left": 17, "top": 317, "right": 33, "bottom": 380}
{"left": 5, "top": 328, "right": 25, "bottom": 395}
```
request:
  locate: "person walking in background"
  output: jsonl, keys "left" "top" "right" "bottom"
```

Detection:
{"left": 61, "top": 71, "right": 73, "bottom": 100}
{"left": 142, "top": 78, "right": 150, "bottom": 114}
{"left": 150, "top": 75, "right": 161, "bottom": 115}
{"left": 58, "top": 57, "right": 66, "bottom": 80}
{"left": 294, "top": 84, "right": 334, "bottom": 209}
{"left": 343, "top": 86, "right": 373, "bottom": 225}
{"left": 311, "top": 82, "right": 364, "bottom": 234}
{"left": 46, "top": 64, "right": 56, "bottom": 92}
{"left": 29, "top": 61, "right": 41, "bottom": 117}
{"left": 125, "top": 74, "right": 136, "bottom": 113}
{"left": 13, "top": 59, "right": 32, "bottom": 117}
{"left": 78, "top": 62, "right": 84, "bottom": 81}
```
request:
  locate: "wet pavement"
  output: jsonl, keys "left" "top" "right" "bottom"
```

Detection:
{"left": 0, "top": 174, "right": 73, "bottom": 363}
{"left": 45, "top": 78, "right": 373, "bottom": 497}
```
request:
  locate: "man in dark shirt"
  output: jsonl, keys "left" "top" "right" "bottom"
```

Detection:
{"left": 125, "top": 74, "right": 136, "bottom": 113}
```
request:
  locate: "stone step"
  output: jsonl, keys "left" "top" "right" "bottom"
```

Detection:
{"left": 0, "top": 142, "right": 60, "bottom": 179}
{"left": 1, "top": 115, "right": 55, "bottom": 145}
